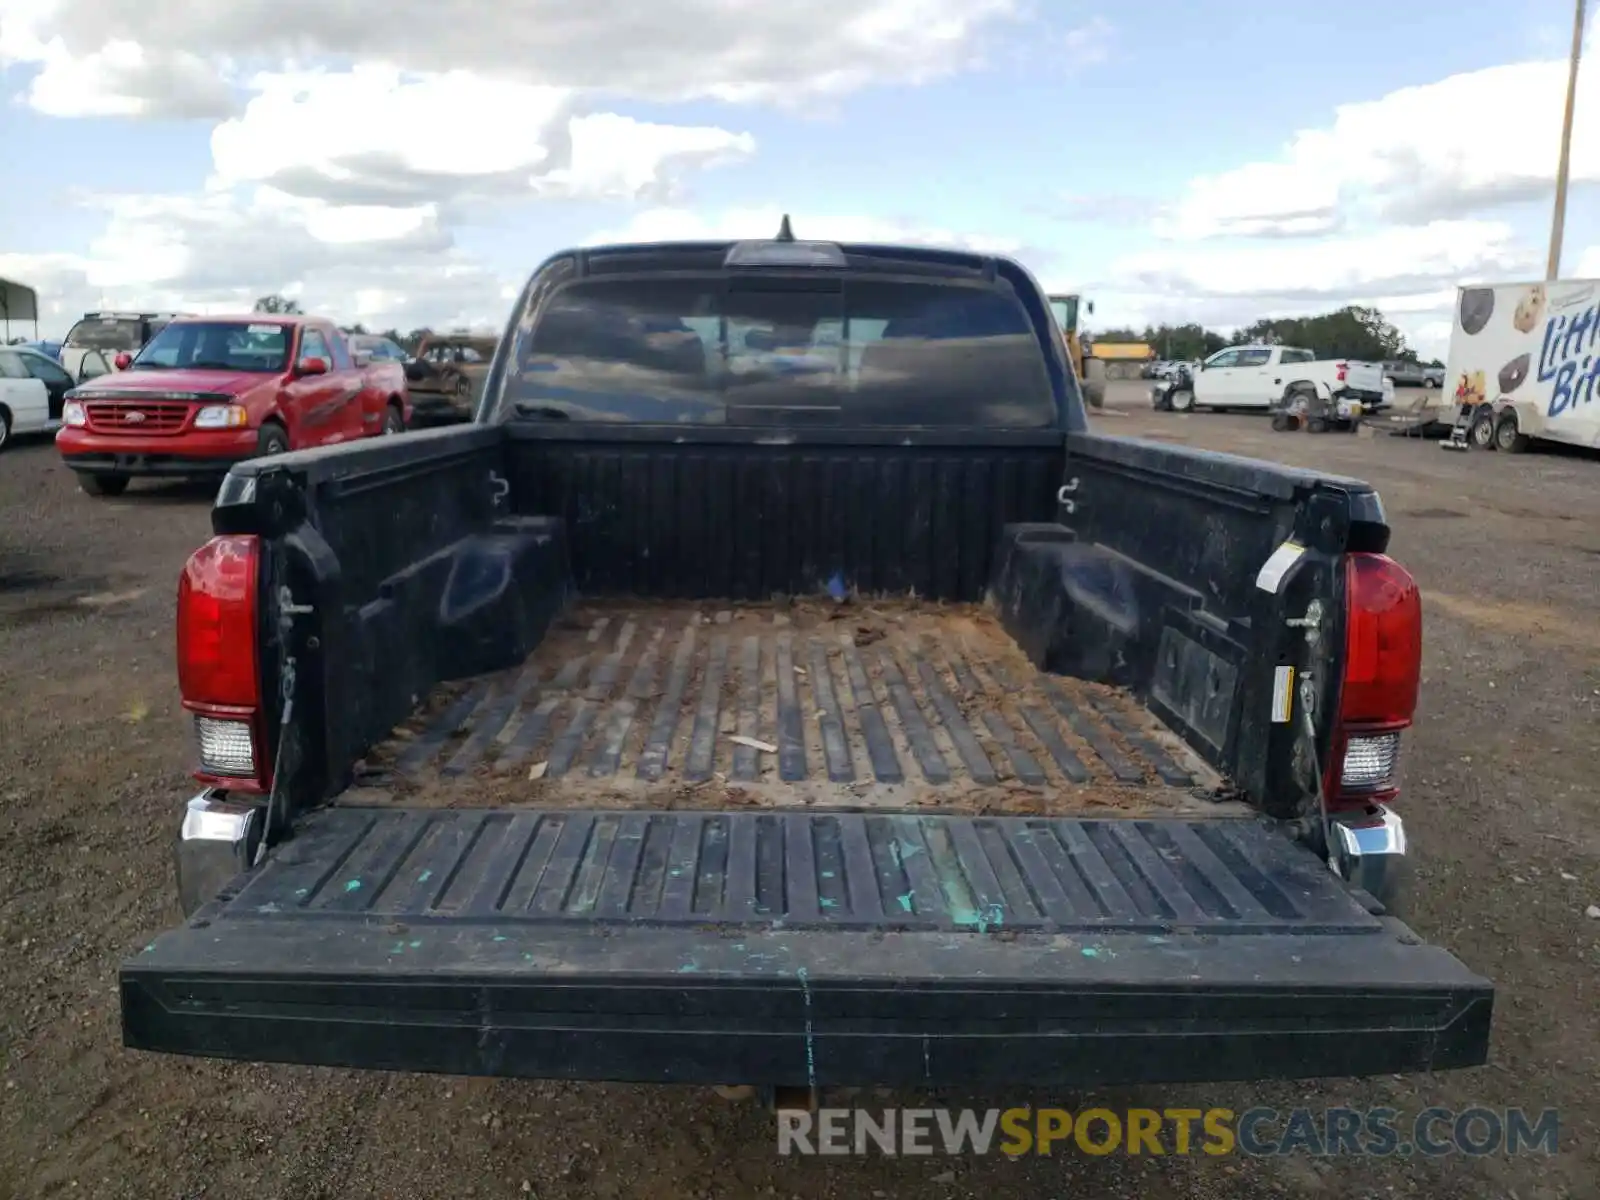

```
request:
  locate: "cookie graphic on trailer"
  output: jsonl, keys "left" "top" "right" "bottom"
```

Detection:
{"left": 1459, "top": 288, "right": 1495, "bottom": 335}
{"left": 1498, "top": 353, "right": 1531, "bottom": 394}
{"left": 1513, "top": 285, "right": 1546, "bottom": 334}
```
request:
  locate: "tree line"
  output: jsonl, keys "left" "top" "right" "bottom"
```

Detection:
{"left": 1093, "top": 304, "right": 1442, "bottom": 367}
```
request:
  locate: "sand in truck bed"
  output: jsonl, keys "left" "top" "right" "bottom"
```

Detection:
{"left": 348, "top": 599, "right": 1242, "bottom": 817}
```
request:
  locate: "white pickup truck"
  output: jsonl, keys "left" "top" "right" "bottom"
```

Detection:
{"left": 1171, "top": 344, "right": 1393, "bottom": 414}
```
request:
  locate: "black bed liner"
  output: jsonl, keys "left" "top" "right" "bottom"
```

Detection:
{"left": 123, "top": 807, "right": 1493, "bottom": 1086}
{"left": 353, "top": 602, "right": 1227, "bottom": 815}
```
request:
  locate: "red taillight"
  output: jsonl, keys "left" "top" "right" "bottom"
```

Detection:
{"left": 177, "top": 535, "right": 266, "bottom": 791}
{"left": 1335, "top": 362, "right": 1349, "bottom": 383}
{"left": 1341, "top": 553, "right": 1422, "bottom": 723}
{"left": 178, "top": 535, "right": 260, "bottom": 705}
{"left": 1326, "top": 552, "right": 1422, "bottom": 811}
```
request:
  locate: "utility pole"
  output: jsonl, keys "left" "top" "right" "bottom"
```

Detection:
{"left": 1548, "top": 0, "right": 1588, "bottom": 280}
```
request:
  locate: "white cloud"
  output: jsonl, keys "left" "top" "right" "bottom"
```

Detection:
{"left": 2, "top": 0, "right": 1019, "bottom": 112}
{"left": 1161, "top": 11, "right": 1600, "bottom": 239}
{"left": 209, "top": 67, "right": 755, "bottom": 208}
{"left": 1080, "top": 221, "right": 1545, "bottom": 360}
{"left": 0, "top": 16, "right": 235, "bottom": 118}
{"left": 4, "top": 199, "right": 1038, "bottom": 341}
{"left": 545, "top": 113, "right": 757, "bottom": 202}
{"left": 1114, "top": 220, "right": 1536, "bottom": 300}
{"left": 0, "top": 188, "right": 514, "bottom": 337}
{"left": 582, "top": 205, "right": 1027, "bottom": 256}
{"left": 1061, "top": 16, "right": 1114, "bottom": 67}
{"left": 0, "top": 0, "right": 1020, "bottom": 341}
{"left": 1080, "top": 16, "right": 1600, "bottom": 362}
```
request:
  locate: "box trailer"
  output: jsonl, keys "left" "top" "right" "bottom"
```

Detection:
{"left": 1442, "top": 278, "right": 1600, "bottom": 452}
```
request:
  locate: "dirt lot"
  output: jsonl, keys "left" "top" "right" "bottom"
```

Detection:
{"left": 2, "top": 383, "right": 1597, "bottom": 1199}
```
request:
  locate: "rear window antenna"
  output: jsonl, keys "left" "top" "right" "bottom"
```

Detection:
{"left": 776, "top": 214, "right": 795, "bottom": 242}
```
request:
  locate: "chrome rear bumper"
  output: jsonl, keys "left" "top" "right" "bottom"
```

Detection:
{"left": 1330, "top": 806, "right": 1411, "bottom": 916}
{"left": 176, "top": 791, "right": 262, "bottom": 917}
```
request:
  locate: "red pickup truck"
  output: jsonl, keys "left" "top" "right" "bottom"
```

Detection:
{"left": 57, "top": 314, "right": 410, "bottom": 497}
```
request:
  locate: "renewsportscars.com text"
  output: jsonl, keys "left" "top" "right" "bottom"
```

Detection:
{"left": 777, "top": 1106, "right": 1560, "bottom": 1158}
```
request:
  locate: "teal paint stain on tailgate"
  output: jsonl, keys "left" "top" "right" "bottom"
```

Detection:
{"left": 416, "top": 869, "right": 433, "bottom": 884}
{"left": 896, "top": 892, "right": 915, "bottom": 913}
{"left": 343, "top": 879, "right": 362, "bottom": 893}
{"left": 924, "top": 826, "right": 1003, "bottom": 931}
{"left": 950, "top": 903, "right": 1004, "bottom": 933}
{"left": 797, "top": 966, "right": 817, "bottom": 1086}
{"left": 889, "top": 837, "right": 924, "bottom": 866}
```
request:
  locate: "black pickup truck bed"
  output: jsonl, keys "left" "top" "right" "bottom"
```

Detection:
{"left": 128, "top": 594, "right": 1488, "bottom": 1088}
{"left": 123, "top": 241, "right": 1493, "bottom": 1090}
{"left": 359, "top": 599, "right": 1229, "bottom": 815}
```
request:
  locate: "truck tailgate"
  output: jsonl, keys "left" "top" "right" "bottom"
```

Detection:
{"left": 123, "top": 806, "right": 1492, "bottom": 1086}
{"left": 1344, "top": 360, "right": 1389, "bottom": 396}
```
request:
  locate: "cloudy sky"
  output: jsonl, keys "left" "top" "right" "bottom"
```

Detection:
{"left": 1, "top": 0, "right": 1596, "bottom": 359}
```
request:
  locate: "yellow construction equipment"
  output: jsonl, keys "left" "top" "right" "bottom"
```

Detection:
{"left": 1046, "top": 294, "right": 1106, "bottom": 409}
{"left": 1090, "top": 341, "right": 1157, "bottom": 380}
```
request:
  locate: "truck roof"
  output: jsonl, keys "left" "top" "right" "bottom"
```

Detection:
{"left": 167, "top": 313, "right": 321, "bottom": 326}
{"left": 79, "top": 310, "right": 186, "bottom": 320}
{"left": 562, "top": 237, "right": 1009, "bottom": 283}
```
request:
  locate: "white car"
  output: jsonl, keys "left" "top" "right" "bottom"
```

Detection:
{"left": 0, "top": 344, "right": 109, "bottom": 450}
{"left": 1168, "top": 344, "right": 1393, "bottom": 413}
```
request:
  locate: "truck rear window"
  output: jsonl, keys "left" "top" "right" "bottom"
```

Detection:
{"left": 65, "top": 317, "right": 144, "bottom": 352}
{"left": 503, "top": 274, "right": 1057, "bottom": 427}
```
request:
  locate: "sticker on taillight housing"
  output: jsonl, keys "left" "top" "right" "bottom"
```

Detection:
{"left": 1255, "top": 539, "right": 1305, "bottom": 593}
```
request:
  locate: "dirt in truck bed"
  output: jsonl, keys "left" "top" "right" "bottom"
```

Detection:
{"left": 355, "top": 599, "right": 1234, "bottom": 817}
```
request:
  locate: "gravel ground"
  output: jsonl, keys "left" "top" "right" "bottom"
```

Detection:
{"left": 1, "top": 384, "right": 1595, "bottom": 1199}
